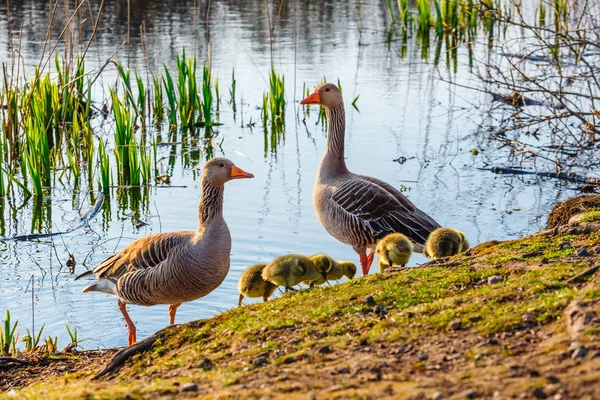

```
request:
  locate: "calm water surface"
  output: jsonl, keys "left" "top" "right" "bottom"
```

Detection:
{"left": 0, "top": 0, "right": 574, "bottom": 348}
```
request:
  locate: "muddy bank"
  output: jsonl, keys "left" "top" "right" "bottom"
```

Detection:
{"left": 2, "top": 196, "right": 600, "bottom": 399}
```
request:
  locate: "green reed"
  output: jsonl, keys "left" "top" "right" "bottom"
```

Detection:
{"left": 1, "top": 310, "right": 19, "bottom": 355}
{"left": 162, "top": 66, "right": 178, "bottom": 128}
{"left": 110, "top": 89, "right": 136, "bottom": 185}
{"left": 229, "top": 68, "right": 237, "bottom": 113}
{"left": 268, "top": 66, "right": 285, "bottom": 125}
{"left": 385, "top": 0, "right": 396, "bottom": 26}
{"left": 536, "top": 1, "right": 547, "bottom": 27}
{"left": 202, "top": 61, "right": 213, "bottom": 128}
{"left": 152, "top": 74, "right": 164, "bottom": 124}
{"left": 22, "top": 324, "right": 44, "bottom": 353}
{"left": 98, "top": 139, "right": 111, "bottom": 193}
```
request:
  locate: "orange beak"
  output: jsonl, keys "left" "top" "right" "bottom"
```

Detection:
{"left": 300, "top": 92, "right": 321, "bottom": 105}
{"left": 230, "top": 166, "right": 254, "bottom": 179}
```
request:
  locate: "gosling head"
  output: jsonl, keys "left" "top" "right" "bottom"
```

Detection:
{"left": 203, "top": 157, "right": 254, "bottom": 186}
{"left": 300, "top": 83, "right": 343, "bottom": 109}
{"left": 310, "top": 254, "right": 333, "bottom": 280}
{"left": 338, "top": 261, "right": 357, "bottom": 279}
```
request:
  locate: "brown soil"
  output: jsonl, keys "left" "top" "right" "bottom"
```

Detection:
{"left": 0, "top": 349, "right": 116, "bottom": 393}
{"left": 546, "top": 194, "right": 600, "bottom": 229}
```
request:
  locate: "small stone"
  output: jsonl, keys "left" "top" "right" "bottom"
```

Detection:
{"left": 559, "top": 241, "right": 572, "bottom": 250}
{"left": 337, "top": 367, "right": 350, "bottom": 374}
{"left": 57, "top": 365, "right": 68, "bottom": 372}
{"left": 418, "top": 353, "right": 429, "bottom": 361}
{"left": 522, "top": 313, "right": 535, "bottom": 323}
{"left": 289, "top": 339, "right": 299, "bottom": 346}
{"left": 552, "top": 394, "right": 562, "bottom": 400}
{"left": 577, "top": 247, "right": 590, "bottom": 257}
{"left": 374, "top": 304, "right": 386, "bottom": 316}
{"left": 487, "top": 275, "right": 503, "bottom": 285}
{"left": 546, "top": 375, "right": 560, "bottom": 383}
{"left": 198, "top": 358, "right": 214, "bottom": 371}
{"left": 449, "top": 320, "right": 462, "bottom": 331}
{"left": 431, "top": 392, "right": 445, "bottom": 400}
{"left": 571, "top": 346, "right": 587, "bottom": 359}
{"left": 283, "top": 356, "right": 297, "bottom": 364}
{"left": 532, "top": 387, "right": 547, "bottom": 399}
{"left": 492, "top": 392, "right": 501, "bottom": 398}
{"left": 364, "top": 296, "right": 376, "bottom": 307}
{"left": 568, "top": 341, "right": 582, "bottom": 351}
{"left": 540, "top": 258, "right": 549, "bottom": 265}
{"left": 180, "top": 383, "right": 198, "bottom": 392}
{"left": 463, "top": 389, "right": 479, "bottom": 399}
{"left": 253, "top": 356, "right": 268, "bottom": 367}
{"left": 591, "top": 350, "right": 600, "bottom": 359}
{"left": 318, "top": 345, "right": 333, "bottom": 354}
{"left": 474, "top": 353, "right": 483, "bottom": 360}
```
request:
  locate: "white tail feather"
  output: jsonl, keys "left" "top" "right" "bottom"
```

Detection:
{"left": 82, "top": 279, "right": 118, "bottom": 295}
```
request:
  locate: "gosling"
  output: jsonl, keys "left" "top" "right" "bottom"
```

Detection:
{"left": 376, "top": 233, "right": 414, "bottom": 272}
{"left": 262, "top": 254, "right": 326, "bottom": 291}
{"left": 424, "top": 228, "right": 470, "bottom": 259}
{"left": 237, "top": 264, "right": 278, "bottom": 306}
{"left": 303, "top": 260, "right": 357, "bottom": 286}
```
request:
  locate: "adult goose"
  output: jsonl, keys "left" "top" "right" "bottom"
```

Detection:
{"left": 75, "top": 157, "right": 253, "bottom": 345}
{"left": 301, "top": 83, "right": 440, "bottom": 275}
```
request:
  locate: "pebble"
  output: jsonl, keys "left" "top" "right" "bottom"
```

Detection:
{"left": 463, "top": 389, "right": 479, "bottom": 399}
{"left": 492, "top": 392, "right": 501, "bottom": 398}
{"left": 364, "top": 296, "right": 376, "bottom": 307}
{"left": 180, "top": 383, "right": 198, "bottom": 392}
{"left": 449, "top": 320, "right": 462, "bottom": 331}
{"left": 431, "top": 392, "right": 445, "bottom": 400}
{"left": 282, "top": 356, "right": 297, "bottom": 364}
{"left": 318, "top": 345, "right": 333, "bottom": 354}
{"left": 374, "top": 304, "right": 386, "bottom": 316}
{"left": 487, "top": 275, "right": 503, "bottom": 285}
{"left": 577, "top": 247, "right": 590, "bottom": 257}
{"left": 546, "top": 375, "right": 560, "bottom": 383}
{"left": 253, "top": 356, "right": 268, "bottom": 367}
{"left": 571, "top": 346, "right": 587, "bottom": 359}
{"left": 418, "top": 353, "right": 429, "bottom": 361}
{"left": 522, "top": 313, "right": 535, "bottom": 323}
{"left": 559, "top": 241, "right": 572, "bottom": 250}
{"left": 532, "top": 387, "right": 547, "bottom": 399}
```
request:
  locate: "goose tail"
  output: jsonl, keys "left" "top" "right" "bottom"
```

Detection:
{"left": 82, "top": 279, "right": 118, "bottom": 295}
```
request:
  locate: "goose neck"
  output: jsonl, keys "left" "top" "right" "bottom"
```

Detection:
{"left": 198, "top": 178, "right": 224, "bottom": 228}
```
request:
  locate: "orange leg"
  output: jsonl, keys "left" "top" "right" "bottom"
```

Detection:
{"left": 117, "top": 299, "right": 136, "bottom": 346}
{"left": 168, "top": 303, "right": 181, "bottom": 325}
{"left": 238, "top": 294, "right": 244, "bottom": 307}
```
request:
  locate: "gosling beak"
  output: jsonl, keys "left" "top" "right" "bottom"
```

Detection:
{"left": 230, "top": 166, "right": 254, "bottom": 179}
{"left": 300, "top": 92, "right": 321, "bottom": 105}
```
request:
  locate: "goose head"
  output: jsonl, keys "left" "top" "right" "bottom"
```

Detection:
{"left": 204, "top": 157, "right": 254, "bottom": 185}
{"left": 300, "top": 83, "right": 343, "bottom": 108}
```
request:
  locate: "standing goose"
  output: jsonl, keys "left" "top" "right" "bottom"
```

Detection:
{"left": 75, "top": 157, "right": 253, "bottom": 345}
{"left": 301, "top": 83, "right": 440, "bottom": 275}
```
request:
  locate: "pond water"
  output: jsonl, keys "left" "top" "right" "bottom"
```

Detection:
{"left": 0, "top": 0, "right": 584, "bottom": 349}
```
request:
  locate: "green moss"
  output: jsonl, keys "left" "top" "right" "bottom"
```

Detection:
{"left": 580, "top": 211, "right": 600, "bottom": 222}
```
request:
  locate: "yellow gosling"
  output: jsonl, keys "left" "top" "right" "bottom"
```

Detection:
{"left": 376, "top": 233, "right": 414, "bottom": 272}
{"left": 237, "top": 264, "right": 278, "bottom": 306}
{"left": 424, "top": 228, "right": 470, "bottom": 259}
{"left": 262, "top": 254, "right": 325, "bottom": 291}
{"left": 303, "top": 259, "right": 357, "bottom": 286}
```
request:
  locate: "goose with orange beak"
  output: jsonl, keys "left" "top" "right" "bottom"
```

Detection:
{"left": 76, "top": 157, "right": 253, "bottom": 346}
{"left": 301, "top": 83, "right": 440, "bottom": 275}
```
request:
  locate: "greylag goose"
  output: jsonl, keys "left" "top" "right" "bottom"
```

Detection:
{"left": 303, "top": 259, "right": 357, "bottom": 286}
{"left": 75, "top": 157, "right": 253, "bottom": 345}
{"left": 424, "top": 228, "right": 470, "bottom": 259}
{"left": 301, "top": 83, "right": 441, "bottom": 275}
{"left": 261, "top": 254, "right": 327, "bottom": 291}
{"left": 237, "top": 263, "right": 278, "bottom": 306}
{"left": 376, "top": 233, "right": 413, "bottom": 271}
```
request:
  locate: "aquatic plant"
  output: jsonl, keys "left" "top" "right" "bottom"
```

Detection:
{"left": 1, "top": 310, "right": 19, "bottom": 355}
{"left": 22, "top": 324, "right": 45, "bottom": 353}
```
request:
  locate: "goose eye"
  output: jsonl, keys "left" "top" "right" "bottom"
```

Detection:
{"left": 219, "top": 163, "right": 224, "bottom": 168}
{"left": 325, "top": 88, "right": 330, "bottom": 92}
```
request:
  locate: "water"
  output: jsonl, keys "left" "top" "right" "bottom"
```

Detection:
{"left": 0, "top": 0, "right": 588, "bottom": 349}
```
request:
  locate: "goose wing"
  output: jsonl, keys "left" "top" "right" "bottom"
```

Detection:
{"left": 75, "top": 232, "right": 195, "bottom": 281}
{"left": 330, "top": 175, "right": 440, "bottom": 245}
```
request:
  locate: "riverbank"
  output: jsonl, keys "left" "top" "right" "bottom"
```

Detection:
{"left": 2, "top": 195, "right": 600, "bottom": 399}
